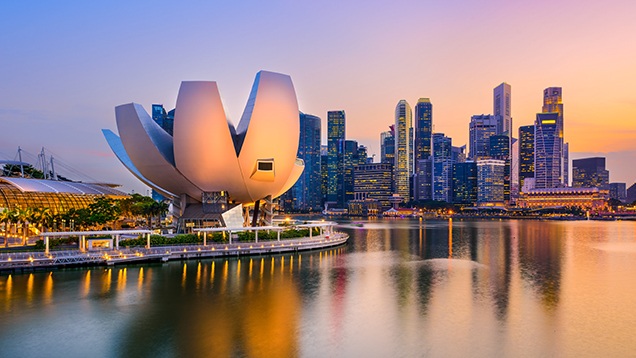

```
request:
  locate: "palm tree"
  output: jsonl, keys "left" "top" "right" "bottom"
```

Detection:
{"left": 0, "top": 209, "right": 11, "bottom": 248}
{"left": 16, "top": 207, "right": 33, "bottom": 246}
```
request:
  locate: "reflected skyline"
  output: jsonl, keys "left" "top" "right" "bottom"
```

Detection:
{"left": 1, "top": 219, "right": 636, "bottom": 357}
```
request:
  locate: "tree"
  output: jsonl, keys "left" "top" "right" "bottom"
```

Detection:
{"left": 0, "top": 209, "right": 10, "bottom": 247}
{"left": 88, "top": 197, "right": 121, "bottom": 228}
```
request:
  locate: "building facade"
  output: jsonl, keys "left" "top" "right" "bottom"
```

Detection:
{"left": 493, "top": 83, "right": 512, "bottom": 135}
{"left": 343, "top": 140, "right": 359, "bottom": 205}
{"left": 534, "top": 112, "right": 562, "bottom": 189}
{"left": 477, "top": 159, "right": 505, "bottom": 204}
{"left": 469, "top": 114, "right": 498, "bottom": 160}
{"left": 609, "top": 183, "right": 627, "bottom": 202}
{"left": 394, "top": 100, "right": 413, "bottom": 200}
{"left": 327, "top": 110, "right": 345, "bottom": 207}
{"left": 453, "top": 162, "right": 478, "bottom": 205}
{"left": 519, "top": 125, "right": 535, "bottom": 190}
{"left": 517, "top": 187, "right": 606, "bottom": 210}
{"left": 572, "top": 157, "right": 609, "bottom": 191}
{"left": 540, "top": 87, "right": 567, "bottom": 186}
{"left": 433, "top": 133, "right": 454, "bottom": 202}
{"left": 353, "top": 163, "right": 393, "bottom": 210}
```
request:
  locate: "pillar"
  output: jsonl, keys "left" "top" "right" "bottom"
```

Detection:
{"left": 203, "top": 232, "right": 207, "bottom": 246}
{"left": 81, "top": 235, "right": 85, "bottom": 252}
{"left": 309, "top": 227, "right": 312, "bottom": 239}
{"left": 255, "top": 229, "right": 258, "bottom": 243}
{"left": 45, "top": 236, "right": 49, "bottom": 254}
{"left": 116, "top": 234, "right": 120, "bottom": 249}
{"left": 146, "top": 233, "right": 150, "bottom": 249}
{"left": 277, "top": 230, "right": 280, "bottom": 241}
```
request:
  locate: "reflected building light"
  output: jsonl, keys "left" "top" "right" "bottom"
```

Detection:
{"left": 249, "top": 259, "right": 253, "bottom": 277}
{"left": 182, "top": 263, "right": 187, "bottom": 289}
{"left": 103, "top": 269, "right": 112, "bottom": 295}
{"left": 138, "top": 268, "right": 144, "bottom": 291}
{"left": 26, "top": 273, "right": 33, "bottom": 305}
{"left": 43, "top": 272, "right": 53, "bottom": 305}
{"left": 210, "top": 262, "right": 215, "bottom": 284}
{"left": 196, "top": 262, "right": 202, "bottom": 289}
{"left": 83, "top": 271, "right": 91, "bottom": 297}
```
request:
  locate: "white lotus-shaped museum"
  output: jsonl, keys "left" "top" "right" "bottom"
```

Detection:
{"left": 103, "top": 70, "right": 304, "bottom": 207}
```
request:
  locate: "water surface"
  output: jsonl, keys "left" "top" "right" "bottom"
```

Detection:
{"left": 1, "top": 219, "right": 636, "bottom": 357}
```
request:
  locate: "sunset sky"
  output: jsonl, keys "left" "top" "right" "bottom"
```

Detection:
{"left": 1, "top": 0, "right": 635, "bottom": 193}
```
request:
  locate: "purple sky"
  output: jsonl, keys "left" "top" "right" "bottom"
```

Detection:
{"left": 1, "top": 0, "right": 635, "bottom": 193}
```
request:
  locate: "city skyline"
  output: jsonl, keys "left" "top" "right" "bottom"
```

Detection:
{"left": 1, "top": 0, "right": 635, "bottom": 194}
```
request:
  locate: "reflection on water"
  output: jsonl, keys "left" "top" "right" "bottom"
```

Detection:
{"left": 1, "top": 220, "right": 636, "bottom": 357}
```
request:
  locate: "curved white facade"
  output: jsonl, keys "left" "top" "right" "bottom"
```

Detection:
{"left": 104, "top": 70, "right": 304, "bottom": 205}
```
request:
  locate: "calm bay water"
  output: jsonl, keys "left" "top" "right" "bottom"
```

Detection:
{"left": 1, "top": 219, "right": 636, "bottom": 358}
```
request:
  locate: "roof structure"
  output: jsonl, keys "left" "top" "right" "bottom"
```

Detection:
{"left": 0, "top": 177, "right": 127, "bottom": 196}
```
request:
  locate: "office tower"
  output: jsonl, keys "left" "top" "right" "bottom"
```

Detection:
{"left": 572, "top": 157, "right": 609, "bottom": 191}
{"left": 327, "top": 110, "right": 345, "bottom": 207}
{"left": 354, "top": 163, "right": 393, "bottom": 209}
{"left": 519, "top": 125, "right": 535, "bottom": 190}
{"left": 534, "top": 113, "right": 562, "bottom": 189}
{"left": 477, "top": 159, "right": 505, "bottom": 203}
{"left": 414, "top": 98, "right": 433, "bottom": 165}
{"left": 627, "top": 183, "right": 636, "bottom": 204}
{"left": 357, "top": 145, "right": 368, "bottom": 165}
{"left": 469, "top": 115, "right": 498, "bottom": 160}
{"left": 609, "top": 183, "right": 627, "bottom": 202}
{"left": 541, "top": 87, "right": 566, "bottom": 186}
{"left": 451, "top": 145, "right": 466, "bottom": 164}
{"left": 343, "top": 140, "right": 359, "bottom": 205}
{"left": 489, "top": 134, "right": 511, "bottom": 200}
{"left": 564, "top": 142, "right": 569, "bottom": 186}
{"left": 415, "top": 158, "right": 433, "bottom": 200}
{"left": 151, "top": 104, "right": 175, "bottom": 136}
{"left": 494, "top": 83, "right": 512, "bottom": 135}
{"left": 453, "top": 162, "right": 478, "bottom": 205}
{"left": 433, "top": 133, "right": 454, "bottom": 202}
{"left": 285, "top": 112, "right": 322, "bottom": 211}
{"left": 394, "top": 100, "right": 413, "bottom": 200}
{"left": 321, "top": 152, "right": 328, "bottom": 204}
{"left": 380, "top": 129, "right": 395, "bottom": 164}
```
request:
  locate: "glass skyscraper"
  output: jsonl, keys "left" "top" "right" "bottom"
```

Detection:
{"left": 327, "top": 110, "right": 345, "bottom": 207}
{"left": 151, "top": 104, "right": 175, "bottom": 136}
{"left": 468, "top": 114, "right": 498, "bottom": 160}
{"left": 433, "top": 133, "right": 453, "bottom": 202}
{"left": 477, "top": 159, "right": 505, "bottom": 203}
{"left": 519, "top": 125, "right": 535, "bottom": 191}
{"left": 394, "top": 100, "right": 412, "bottom": 200}
{"left": 493, "top": 83, "right": 512, "bottom": 135}
{"left": 343, "top": 140, "right": 359, "bottom": 205}
{"left": 539, "top": 87, "right": 567, "bottom": 187}
{"left": 284, "top": 112, "right": 322, "bottom": 211}
{"left": 453, "top": 161, "right": 477, "bottom": 205}
{"left": 414, "top": 98, "right": 433, "bottom": 201}
{"left": 572, "top": 157, "right": 609, "bottom": 191}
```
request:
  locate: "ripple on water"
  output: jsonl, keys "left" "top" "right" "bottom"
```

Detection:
{"left": 591, "top": 242, "right": 636, "bottom": 253}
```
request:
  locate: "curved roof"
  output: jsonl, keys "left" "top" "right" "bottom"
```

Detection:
{"left": 0, "top": 177, "right": 127, "bottom": 196}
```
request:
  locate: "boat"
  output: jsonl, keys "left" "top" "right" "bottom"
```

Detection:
{"left": 351, "top": 222, "right": 364, "bottom": 227}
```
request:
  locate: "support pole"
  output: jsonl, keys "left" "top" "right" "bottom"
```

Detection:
{"left": 310, "top": 227, "right": 312, "bottom": 239}
{"left": 81, "top": 235, "right": 85, "bottom": 251}
{"left": 277, "top": 230, "right": 280, "bottom": 241}
{"left": 45, "top": 236, "right": 49, "bottom": 254}
{"left": 146, "top": 233, "right": 150, "bottom": 249}
{"left": 203, "top": 232, "right": 207, "bottom": 246}
{"left": 255, "top": 229, "right": 258, "bottom": 243}
{"left": 251, "top": 200, "right": 260, "bottom": 227}
{"left": 116, "top": 234, "right": 120, "bottom": 249}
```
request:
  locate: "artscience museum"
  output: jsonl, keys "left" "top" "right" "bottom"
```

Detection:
{"left": 103, "top": 71, "right": 304, "bottom": 230}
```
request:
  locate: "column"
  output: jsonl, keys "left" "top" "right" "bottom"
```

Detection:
{"left": 255, "top": 229, "right": 258, "bottom": 243}
{"left": 146, "top": 233, "right": 150, "bottom": 249}
{"left": 81, "top": 235, "right": 85, "bottom": 251}
{"left": 203, "top": 232, "right": 207, "bottom": 246}
{"left": 116, "top": 234, "right": 120, "bottom": 249}
{"left": 45, "top": 236, "right": 49, "bottom": 254}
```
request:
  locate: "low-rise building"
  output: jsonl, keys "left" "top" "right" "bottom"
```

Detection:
{"left": 517, "top": 187, "right": 606, "bottom": 210}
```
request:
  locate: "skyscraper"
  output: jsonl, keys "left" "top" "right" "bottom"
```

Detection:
{"left": 572, "top": 157, "right": 609, "bottom": 191}
{"left": 489, "top": 135, "right": 511, "bottom": 200}
{"left": 433, "top": 133, "right": 454, "bottom": 202}
{"left": 609, "top": 183, "right": 627, "bottom": 202}
{"left": 469, "top": 114, "right": 498, "bottom": 160}
{"left": 534, "top": 112, "right": 561, "bottom": 189}
{"left": 343, "top": 139, "right": 359, "bottom": 205}
{"left": 394, "top": 100, "right": 412, "bottom": 200}
{"left": 453, "top": 161, "right": 478, "bottom": 205}
{"left": 414, "top": 98, "right": 433, "bottom": 166}
{"left": 327, "top": 110, "right": 345, "bottom": 207}
{"left": 477, "top": 159, "right": 505, "bottom": 204}
{"left": 380, "top": 129, "right": 395, "bottom": 164}
{"left": 541, "top": 87, "right": 566, "bottom": 186}
{"left": 493, "top": 83, "right": 512, "bottom": 135}
{"left": 285, "top": 112, "right": 322, "bottom": 211}
{"left": 519, "top": 125, "right": 535, "bottom": 191}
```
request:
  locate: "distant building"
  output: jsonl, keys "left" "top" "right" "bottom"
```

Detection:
{"left": 469, "top": 114, "right": 498, "bottom": 160}
{"left": 414, "top": 98, "right": 433, "bottom": 167}
{"left": 353, "top": 163, "right": 393, "bottom": 210}
{"left": 493, "top": 83, "right": 512, "bottom": 135}
{"left": 151, "top": 104, "right": 175, "bottom": 136}
{"left": 327, "top": 110, "right": 345, "bottom": 207}
{"left": 380, "top": 129, "right": 395, "bottom": 164}
{"left": 343, "top": 140, "right": 359, "bottom": 204}
{"left": 572, "top": 157, "right": 609, "bottom": 193}
{"left": 609, "top": 183, "right": 627, "bottom": 202}
{"left": 282, "top": 112, "right": 322, "bottom": 211}
{"left": 540, "top": 87, "right": 567, "bottom": 186}
{"left": 517, "top": 187, "right": 606, "bottom": 210}
{"left": 489, "top": 135, "right": 511, "bottom": 201}
{"left": 415, "top": 158, "right": 433, "bottom": 201}
{"left": 535, "top": 112, "right": 562, "bottom": 189}
{"left": 394, "top": 100, "right": 413, "bottom": 200}
{"left": 477, "top": 159, "right": 505, "bottom": 204}
{"left": 627, "top": 183, "right": 636, "bottom": 204}
{"left": 519, "top": 125, "right": 535, "bottom": 190}
{"left": 433, "top": 133, "right": 454, "bottom": 202}
{"left": 357, "top": 145, "right": 368, "bottom": 165}
{"left": 453, "top": 161, "right": 478, "bottom": 205}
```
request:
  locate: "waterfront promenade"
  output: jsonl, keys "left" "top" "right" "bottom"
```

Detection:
{"left": 0, "top": 232, "right": 349, "bottom": 273}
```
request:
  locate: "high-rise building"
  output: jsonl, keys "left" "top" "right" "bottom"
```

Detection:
{"left": 493, "top": 83, "right": 512, "bottom": 135}
{"left": 283, "top": 112, "right": 322, "bottom": 211}
{"left": 380, "top": 129, "right": 395, "bottom": 165}
{"left": 627, "top": 183, "right": 636, "bottom": 204}
{"left": 414, "top": 98, "right": 433, "bottom": 166}
{"left": 489, "top": 134, "right": 511, "bottom": 201}
{"left": 357, "top": 145, "right": 368, "bottom": 165}
{"left": 469, "top": 114, "right": 498, "bottom": 160}
{"left": 327, "top": 110, "right": 345, "bottom": 207}
{"left": 321, "top": 152, "right": 328, "bottom": 205}
{"left": 534, "top": 112, "right": 562, "bottom": 189}
{"left": 151, "top": 104, "right": 175, "bottom": 136}
{"left": 353, "top": 163, "right": 393, "bottom": 209}
{"left": 609, "top": 183, "right": 627, "bottom": 202}
{"left": 343, "top": 140, "right": 359, "bottom": 205}
{"left": 572, "top": 157, "right": 609, "bottom": 192}
{"left": 477, "top": 159, "right": 505, "bottom": 204}
{"left": 394, "top": 100, "right": 413, "bottom": 200}
{"left": 564, "top": 142, "right": 569, "bottom": 186}
{"left": 519, "top": 125, "right": 535, "bottom": 191}
{"left": 433, "top": 133, "right": 454, "bottom": 202}
{"left": 541, "top": 87, "right": 566, "bottom": 186}
{"left": 415, "top": 158, "right": 433, "bottom": 201}
{"left": 453, "top": 161, "right": 478, "bottom": 205}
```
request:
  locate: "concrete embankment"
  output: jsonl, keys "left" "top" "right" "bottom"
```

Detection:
{"left": 0, "top": 233, "right": 349, "bottom": 273}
